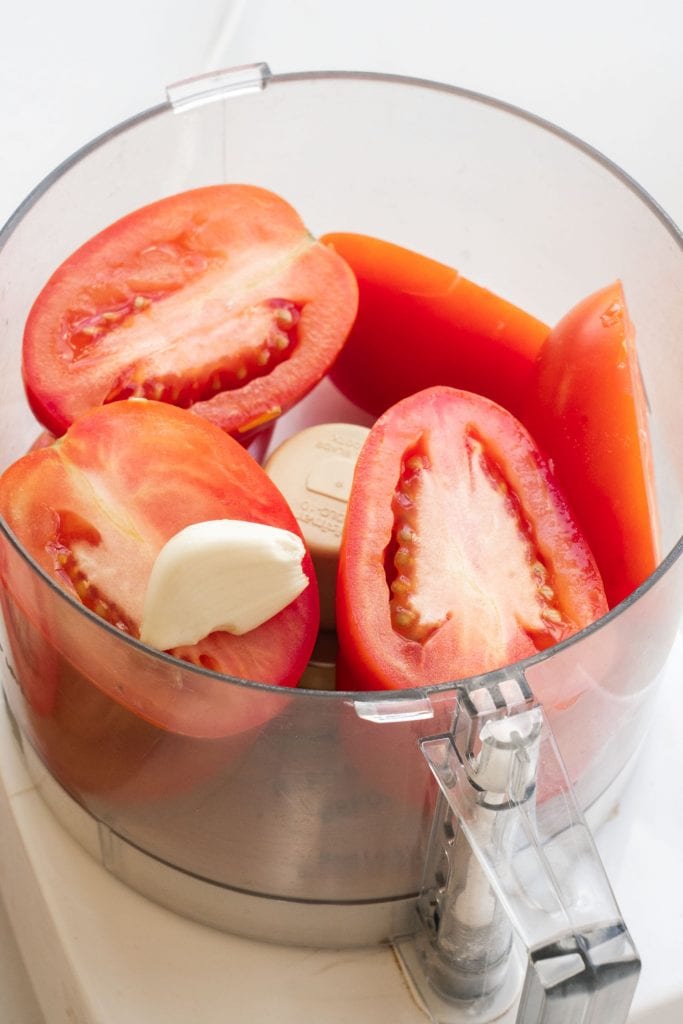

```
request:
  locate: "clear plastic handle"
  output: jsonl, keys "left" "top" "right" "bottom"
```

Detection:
{"left": 408, "top": 673, "right": 640, "bottom": 1023}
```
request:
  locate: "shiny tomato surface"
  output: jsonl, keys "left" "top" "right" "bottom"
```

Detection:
{"left": 23, "top": 185, "right": 358, "bottom": 439}
{"left": 323, "top": 232, "right": 549, "bottom": 419}
{"left": 0, "top": 400, "right": 319, "bottom": 732}
{"left": 522, "top": 281, "right": 659, "bottom": 607}
{"left": 337, "top": 386, "right": 608, "bottom": 691}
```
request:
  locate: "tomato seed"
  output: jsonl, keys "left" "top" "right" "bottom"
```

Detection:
{"left": 542, "top": 607, "right": 563, "bottom": 624}
{"left": 394, "top": 548, "right": 412, "bottom": 569}
{"left": 50, "top": 543, "right": 137, "bottom": 636}
{"left": 274, "top": 307, "right": 294, "bottom": 327}
{"left": 236, "top": 406, "right": 282, "bottom": 434}
{"left": 600, "top": 301, "right": 623, "bottom": 328}
{"left": 102, "top": 297, "right": 301, "bottom": 416}
{"left": 397, "top": 525, "right": 414, "bottom": 545}
{"left": 393, "top": 608, "right": 416, "bottom": 628}
{"left": 390, "top": 577, "right": 410, "bottom": 595}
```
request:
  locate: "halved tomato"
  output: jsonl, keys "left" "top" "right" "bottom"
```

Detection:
{"left": 23, "top": 185, "right": 358, "bottom": 439}
{"left": 336, "top": 386, "right": 608, "bottom": 691}
{"left": 322, "top": 232, "right": 549, "bottom": 419}
{"left": 521, "top": 281, "right": 659, "bottom": 608}
{"left": 0, "top": 400, "right": 319, "bottom": 731}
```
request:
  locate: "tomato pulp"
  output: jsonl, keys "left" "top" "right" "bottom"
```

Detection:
{"left": 336, "top": 386, "right": 608, "bottom": 691}
{"left": 522, "top": 282, "right": 660, "bottom": 607}
{"left": 23, "top": 185, "right": 358, "bottom": 439}
{"left": 0, "top": 400, "right": 319, "bottom": 734}
{"left": 322, "top": 233, "right": 549, "bottom": 420}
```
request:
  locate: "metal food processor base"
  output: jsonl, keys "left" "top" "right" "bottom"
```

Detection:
{"left": 6, "top": 695, "right": 636, "bottom": 951}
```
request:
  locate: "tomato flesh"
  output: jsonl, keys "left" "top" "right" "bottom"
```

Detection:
{"left": 23, "top": 186, "right": 358, "bottom": 438}
{"left": 322, "top": 232, "right": 549, "bottom": 420}
{"left": 521, "top": 282, "right": 659, "bottom": 607}
{"left": 337, "top": 386, "right": 608, "bottom": 691}
{"left": 0, "top": 401, "right": 320, "bottom": 713}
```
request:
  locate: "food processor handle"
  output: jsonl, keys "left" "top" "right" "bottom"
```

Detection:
{"left": 416, "top": 674, "right": 640, "bottom": 1023}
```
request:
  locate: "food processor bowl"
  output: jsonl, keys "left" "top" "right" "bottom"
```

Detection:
{"left": 0, "top": 68, "right": 681, "bottom": 1013}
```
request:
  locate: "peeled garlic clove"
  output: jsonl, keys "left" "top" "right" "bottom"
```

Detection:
{"left": 140, "top": 519, "right": 309, "bottom": 650}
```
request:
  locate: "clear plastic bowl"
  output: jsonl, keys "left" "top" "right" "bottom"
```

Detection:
{"left": 0, "top": 67, "right": 681, "bottom": 948}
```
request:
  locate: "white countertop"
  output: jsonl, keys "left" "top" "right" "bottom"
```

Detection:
{"left": 1, "top": 2, "right": 682, "bottom": 1021}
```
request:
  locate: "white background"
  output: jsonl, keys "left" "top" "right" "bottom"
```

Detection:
{"left": 2, "top": 1, "right": 682, "bottom": 230}
{"left": 1, "top": 2, "right": 681, "bottom": 1021}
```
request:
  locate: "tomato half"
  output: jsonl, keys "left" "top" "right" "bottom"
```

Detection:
{"left": 336, "top": 386, "right": 608, "bottom": 691}
{"left": 0, "top": 400, "right": 319, "bottom": 728}
{"left": 23, "top": 185, "right": 358, "bottom": 439}
{"left": 322, "top": 233, "right": 549, "bottom": 419}
{"left": 521, "top": 282, "right": 659, "bottom": 607}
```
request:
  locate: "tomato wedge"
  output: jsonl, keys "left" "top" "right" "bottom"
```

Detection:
{"left": 23, "top": 185, "right": 358, "bottom": 439}
{"left": 322, "top": 233, "right": 549, "bottom": 419}
{"left": 521, "top": 282, "right": 659, "bottom": 607}
{"left": 0, "top": 400, "right": 319, "bottom": 713}
{"left": 336, "top": 386, "right": 608, "bottom": 691}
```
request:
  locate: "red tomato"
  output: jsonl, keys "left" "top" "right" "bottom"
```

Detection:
{"left": 0, "top": 589, "right": 59, "bottom": 717}
{"left": 22, "top": 185, "right": 358, "bottom": 439}
{"left": 322, "top": 233, "right": 549, "bottom": 419}
{"left": 0, "top": 400, "right": 319, "bottom": 729}
{"left": 0, "top": 616, "right": 253, "bottom": 803}
{"left": 521, "top": 282, "right": 659, "bottom": 607}
{"left": 336, "top": 386, "right": 608, "bottom": 691}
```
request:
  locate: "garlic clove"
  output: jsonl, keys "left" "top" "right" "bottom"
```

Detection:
{"left": 140, "top": 519, "right": 309, "bottom": 651}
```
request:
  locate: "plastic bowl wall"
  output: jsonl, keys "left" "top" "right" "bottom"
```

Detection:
{"left": 0, "top": 70, "right": 681, "bottom": 944}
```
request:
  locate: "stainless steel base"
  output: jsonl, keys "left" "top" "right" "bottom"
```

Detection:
{"left": 17, "top": 728, "right": 417, "bottom": 949}
{"left": 11, "top": 708, "right": 635, "bottom": 952}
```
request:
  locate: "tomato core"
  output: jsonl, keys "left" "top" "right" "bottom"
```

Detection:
{"left": 337, "top": 386, "right": 609, "bottom": 692}
{"left": 100, "top": 297, "right": 301, "bottom": 408}
{"left": 386, "top": 430, "right": 572, "bottom": 653}
{"left": 23, "top": 186, "right": 358, "bottom": 439}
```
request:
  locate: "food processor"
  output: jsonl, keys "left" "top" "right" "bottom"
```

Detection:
{"left": 0, "top": 65, "right": 681, "bottom": 1023}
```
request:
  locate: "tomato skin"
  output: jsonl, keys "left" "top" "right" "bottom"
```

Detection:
{"left": 322, "top": 233, "right": 549, "bottom": 420}
{"left": 336, "top": 386, "right": 608, "bottom": 692}
{"left": 521, "top": 282, "right": 659, "bottom": 608}
{"left": 22, "top": 186, "right": 358, "bottom": 439}
{"left": 0, "top": 602, "right": 255, "bottom": 802}
{"left": 0, "top": 400, "right": 320, "bottom": 729}
{"left": 0, "top": 587, "right": 59, "bottom": 717}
